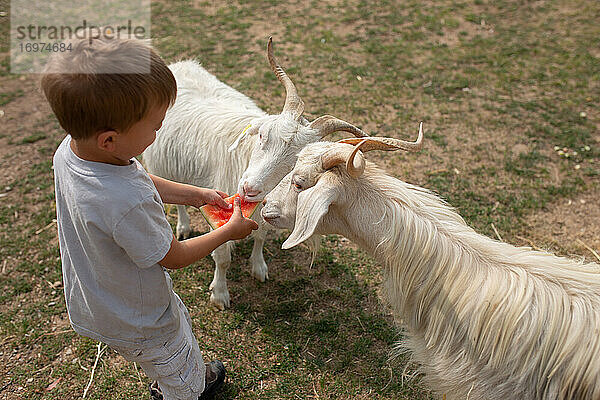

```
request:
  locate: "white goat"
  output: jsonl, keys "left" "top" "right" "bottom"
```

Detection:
{"left": 262, "top": 128, "right": 600, "bottom": 399}
{"left": 142, "top": 38, "right": 368, "bottom": 309}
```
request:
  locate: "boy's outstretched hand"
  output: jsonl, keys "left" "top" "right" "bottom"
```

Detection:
{"left": 197, "top": 188, "right": 231, "bottom": 209}
{"left": 222, "top": 197, "right": 259, "bottom": 240}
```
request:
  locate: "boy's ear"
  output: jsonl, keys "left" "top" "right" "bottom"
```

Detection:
{"left": 96, "top": 130, "right": 118, "bottom": 152}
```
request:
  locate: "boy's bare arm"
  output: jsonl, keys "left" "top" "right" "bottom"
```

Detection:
{"left": 159, "top": 197, "right": 258, "bottom": 269}
{"left": 160, "top": 230, "right": 229, "bottom": 270}
{"left": 149, "top": 173, "right": 229, "bottom": 209}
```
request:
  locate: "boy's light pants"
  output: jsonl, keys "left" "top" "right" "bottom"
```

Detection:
{"left": 113, "top": 295, "right": 206, "bottom": 400}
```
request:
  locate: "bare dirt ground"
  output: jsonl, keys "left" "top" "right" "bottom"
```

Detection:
{"left": 0, "top": 77, "right": 53, "bottom": 187}
{"left": 524, "top": 188, "right": 600, "bottom": 260}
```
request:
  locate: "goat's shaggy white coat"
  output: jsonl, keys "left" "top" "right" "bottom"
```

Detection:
{"left": 262, "top": 141, "right": 600, "bottom": 399}
{"left": 145, "top": 60, "right": 265, "bottom": 193}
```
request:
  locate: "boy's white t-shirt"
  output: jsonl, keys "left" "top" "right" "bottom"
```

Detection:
{"left": 53, "top": 135, "right": 180, "bottom": 348}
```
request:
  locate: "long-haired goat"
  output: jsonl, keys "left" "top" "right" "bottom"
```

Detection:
{"left": 261, "top": 127, "right": 600, "bottom": 399}
{"left": 142, "top": 38, "right": 368, "bottom": 309}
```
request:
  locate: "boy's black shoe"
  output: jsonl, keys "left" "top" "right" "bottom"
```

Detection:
{"left": 147, "top": 361, "right": 225, "bottom": 400}
{"left": 199, "top": 360, "right": 226, "bottom": 399}
{"left": 149, "top": 380, "right": 163, "bottom": 400}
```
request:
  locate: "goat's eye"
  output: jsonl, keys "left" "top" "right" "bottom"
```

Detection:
{"left": 291, "top": 174, "right": 306, "bottom": 192}
{"left": 259, "top": 132, "right": 267, "bottom": 147}
{"left": 292, "top": 177, "right": 305, "bottom": 191}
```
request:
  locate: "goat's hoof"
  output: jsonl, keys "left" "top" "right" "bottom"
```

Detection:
{"left": 176, "top": 226, "right": 191, "bottom": 240}
{"left": 251, "top": 268, "right": 268, "bottom": 282}
{"left": 210, "top": 292, "right": 230, "bottom": 310}
{"left": 209, "top": 282, "right": 230, "bottom": 310}
{"left": 251, "top": 261, "right": 269, "bottom": 282}
{"left": 177, "top": 231, "right": 191, "bottom": 240}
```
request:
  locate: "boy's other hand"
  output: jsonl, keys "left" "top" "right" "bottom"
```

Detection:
{"left": 222, "top": 197, "right": 258, "bottom": 240}
{"left": 197, "top": 188, "right": 231, "bottom": 209}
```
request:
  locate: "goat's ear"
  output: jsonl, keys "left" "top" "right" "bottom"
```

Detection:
{"left": 298, "top": 116, "right": 310, "bottom": 127}
{"left": 228, "top": 124, "right": 259, "bottom": 152}
{"left": 282, "top": 178, "right": 338, "bottom": 249}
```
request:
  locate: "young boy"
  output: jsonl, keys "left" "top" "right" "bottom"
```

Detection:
{"left": 42, "top": 33, "right": 258, "bottom": 400}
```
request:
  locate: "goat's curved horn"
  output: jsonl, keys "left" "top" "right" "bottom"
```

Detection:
{"left": 321, "top": 141, "right": 367, "bottom": 178}
{"left": 309, "top": 115, "right": 370, "bottom": 139}
{"left": 346, "top": 140, "right": 368, "bottom": 177}
{"left": 338, "top": 122, "right": 424, "bottom": 153}
{"left": 267, "top": 37, "right": 305, "bottom": 120}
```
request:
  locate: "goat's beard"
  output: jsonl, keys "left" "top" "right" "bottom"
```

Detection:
{"left": 305, "top": 235, "right": 321, "bottom": 268}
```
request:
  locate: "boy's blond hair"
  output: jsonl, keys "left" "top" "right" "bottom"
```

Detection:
{"left": 41, "top": 33, "right": 176, "bottom": 140}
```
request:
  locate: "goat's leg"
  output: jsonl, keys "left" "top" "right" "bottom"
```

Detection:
{"left": 176, "top": 205, "right": 192, "bottom": 240}
{"left": 209, "top": 241, "right": 233, "bottom": 310}
{"left": 250, "top": 225, "right": 268, "bottom": 282}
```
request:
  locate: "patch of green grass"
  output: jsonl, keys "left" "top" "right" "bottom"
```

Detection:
{"left": 0, "top": 89, "right": 23, "bottom": 106}
{"left": 0, "top": 0, "right": 9, "bottom": 75}
{"left": 20, "top": 132, "right": 47, "bottom": 144}
{"left": 426, "top": 146, "right": 587, "bottom": 238}
{"left": 504, "top": 149, "right": 548, "bottom": 178}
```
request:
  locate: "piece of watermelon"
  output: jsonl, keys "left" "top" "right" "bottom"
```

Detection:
{"left": 199, "top": 194, "right": 260, "bottom": 229}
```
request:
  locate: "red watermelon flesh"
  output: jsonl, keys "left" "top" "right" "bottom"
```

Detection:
{"left": 199, "top": 194, "right": 260, "bottom": 229}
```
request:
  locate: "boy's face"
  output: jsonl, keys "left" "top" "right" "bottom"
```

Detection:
{"left": 112, "top": 104, "right": 168, "bottom": 163}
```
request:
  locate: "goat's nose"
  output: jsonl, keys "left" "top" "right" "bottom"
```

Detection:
{"left": 243, "top": 182, "right": 262, "bottom": 199}
{"left": 262, "top": 199, "right": 267, "bottom": 206}
{"left": 261, "top": 208, "right": 280, "bottom": 224}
